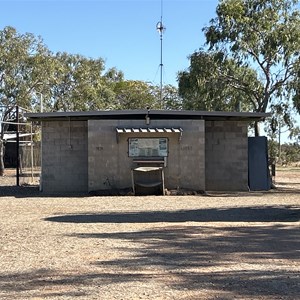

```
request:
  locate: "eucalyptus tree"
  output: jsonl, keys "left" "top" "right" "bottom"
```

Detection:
{"left": 111, "top": 80, "right": 181, "bottom": 110}
{"left": 112, "top": 80, "right": 160, "bottom": 109}
{"left": 179, "top": 0, "right": 300, "bottom": 136}
{"left": 104, "top": 67, "right": 124, "bottom": 83}
{"left": 178, "top": 50, "right": 258, "bottom": 112}
{"left": 49, "top": 52, "right": 116, "bottom": 111}
{"left": 161, "top": 84, "right": 182, "bottom": 110}
{"left": 0, "top": 26, "right": 52, "bottom": 175}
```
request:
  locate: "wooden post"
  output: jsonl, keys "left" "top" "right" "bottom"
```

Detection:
{"left": 161, "top": 168, "right": 165, "bottom": 195}
{"left": 131, "top": 169, "right": 135, "bottom": 195}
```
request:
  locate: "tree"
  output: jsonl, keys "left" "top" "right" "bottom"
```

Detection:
{"left": 265, "top": 103, "right": 300, "bottom": 162}
{"left": 179, "top": 0, "right": 300, "bottom": 135}
{"left": 0, "top": 26, "right": 182, "bottom": 176}
{"left": 104, "top": 67, "right": 124, "bottom": 83}
{"left": 0, "top": 26, "right": 51, "bottom": 175}
{"left": 112, "top": 80, "right": 161, "bottom": 109}
{"left": 178, "top": 50, "right": 258, "bottom": 111}
{"left": 161, "top": 84, "right": 182, "bottom": 110}
{"left": 48, "top": 52, "right": 116, "bottom": 111}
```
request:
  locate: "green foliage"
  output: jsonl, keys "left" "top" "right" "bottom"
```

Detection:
{"left": 0, "top": 26, "right": 51, "bottom": 111}
{"left": 203, "top": 0, "right": 300, "bottom": 113}
{"left": 0, "top": 26, "right": 182, "bottom": 175}
{"left": 48, "top": 52, "right": 116, "bottom": 111}
{"left": 0, "top": 26, "right": 182, "bottom": 115}
{"left": 178, "top": 0, "right": 300, "bottom": 135}
{"left": 268, "top": 139, "right": 300, "bottom": 165}
{"left": 178, "top": 50, "right": 259, "bottom": 111}
{"left": 268, "top": 138, "right": 279, "bottom": 163}
{"left": 279, "top": 143, "right": 300, "bottom": 164}
{"left": 161, "top": 84, "right": 182, "bottom": 110}
{"left": 111, "top": 80, "right": 159, "bottom": 109}
{"left": 0, "top": 26, "right": 52, "bottom": 175}
{"left": 110, "top": 81, "right": 180, "bottom": 110}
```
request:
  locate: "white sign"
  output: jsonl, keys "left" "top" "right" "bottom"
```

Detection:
{"left": 129, "top": 138, "right": 168, "bottom": 157}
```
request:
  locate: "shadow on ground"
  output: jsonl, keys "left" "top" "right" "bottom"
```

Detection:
{"left": 0, "top": 183, "right": 299, "bottom": 198}
{"left": 0, "top": 185, "right": 88, "bottom": 198}
{"left": 44, "top": 206, "right": 300, "bottom": 223}
{"left": 0, "top": 224, "right": 299, "bottom": 299}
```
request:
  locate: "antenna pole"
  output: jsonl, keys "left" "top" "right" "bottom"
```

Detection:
{"left": 156, "top": 0, "right": 165, "bottom": 107}
{"left": 159, "top": 16, "right": 163, "bottom": 104}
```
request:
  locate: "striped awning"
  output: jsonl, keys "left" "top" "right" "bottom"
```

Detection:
{"left": 116, "top": 127, "right": 183, "bottom": 134}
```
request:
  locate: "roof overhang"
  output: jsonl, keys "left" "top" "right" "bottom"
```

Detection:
{"left": 25, "top": 109, "right": 270, "bottom": 122}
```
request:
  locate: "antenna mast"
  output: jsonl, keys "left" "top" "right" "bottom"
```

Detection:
{"left": 156, "top": 0, "right": 166, "bottom": 106}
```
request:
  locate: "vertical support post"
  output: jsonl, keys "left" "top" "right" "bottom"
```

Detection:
{"left": 39, "top": 121, "right": 43, "bottom": 192}
{"left": 30, "top": 122, "right": 34, "bottom": 183}
{"left": 131, "top": 169, "right": 135, "bottom": 195}
{"left": 16, "top": 105, "right": 20, "bottom": 186}
{"left": 161, "top": 167, "right": 165, "bottom": 195}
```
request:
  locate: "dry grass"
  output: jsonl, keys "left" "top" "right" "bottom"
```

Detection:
{"left": 0, "top": 169, "right": 299, "bottom": 299}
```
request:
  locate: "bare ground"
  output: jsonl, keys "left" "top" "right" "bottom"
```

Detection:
{"left": 0, "top": 169, "right": 299, "bottom": 300}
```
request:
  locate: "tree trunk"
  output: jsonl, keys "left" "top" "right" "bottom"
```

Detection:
{"left": 0, "top": 139, "right": 5, "bottom": 176}
{"left": 254, "top": 121, "right": 260, "bottom": 137}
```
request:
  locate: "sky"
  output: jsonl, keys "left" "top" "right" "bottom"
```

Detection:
{"left": 0, "top": 0, "right": 219, "bottom": 87}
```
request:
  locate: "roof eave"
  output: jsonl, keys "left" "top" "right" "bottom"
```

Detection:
{"left": 25, "top": 110, "right": 271, "bottom": 122}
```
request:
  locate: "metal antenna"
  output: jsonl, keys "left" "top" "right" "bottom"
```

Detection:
{"left": 156, "top": 0, "right": 166, "bottom": 106}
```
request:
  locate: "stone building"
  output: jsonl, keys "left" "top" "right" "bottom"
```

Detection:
{"left": 26, "top": 110, "right": 270, "bottom": 194}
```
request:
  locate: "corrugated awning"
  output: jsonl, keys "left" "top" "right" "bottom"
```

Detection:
{"left": 116, "top": 127, "right": 183, "bottom": 134}
{"left": 116, "top": 127, "right": 183, "bottom": 143}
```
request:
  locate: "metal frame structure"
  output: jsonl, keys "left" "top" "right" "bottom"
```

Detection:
{"left": 0, "top": 105, "right": 37, "bottom": 186}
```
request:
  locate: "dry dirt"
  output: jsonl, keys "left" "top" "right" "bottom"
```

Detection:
{"left": 0, "top": 169, "right": 299, "bottom": 300}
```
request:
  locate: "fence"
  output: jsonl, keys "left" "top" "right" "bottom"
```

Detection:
{"left": 19, "top": 141, "right": 41, "bottom": 185}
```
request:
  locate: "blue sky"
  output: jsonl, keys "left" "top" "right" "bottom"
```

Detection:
{"left": 0, "top": 0, "right": 219, "bottom": 87}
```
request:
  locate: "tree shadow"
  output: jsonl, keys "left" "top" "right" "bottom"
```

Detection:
{"left": 276, "top": 181, "right": 300, "bottom": 186}
{"left": 1, "top": 223, "right": 299, "bottom": 298}
{"left": 0, "top": 185, "right": 88, "bottom": 198}
{"left": 0, "top": 182, "right": 299, "bottom": 198}
{"left": 273, "top": 181, "right": 300, "bottom": 195}
{"left": 0, "top": 185, "right": 40, "bottom": 197}
{"left": 272, "top": 187, "right": 300, "bottom": 194}
{"left": 44, "top": 206, "right": 300, "bottom": 223}
{"left": 69, "top": 224, "right": 300, "bottom": 299}
{"left": 41, "top": 207, "right": 300, "bottom": 298}
{"left": 0, "top": 268, "right": 147, "bottom": 298}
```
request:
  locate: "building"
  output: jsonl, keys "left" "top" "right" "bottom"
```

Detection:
{"left": 26, "top": 110, "right": 270, "bottom": 194}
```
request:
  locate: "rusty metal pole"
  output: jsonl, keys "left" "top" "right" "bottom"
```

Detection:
{"left": 16, "top": 105, "right": 20, "bottom": 186}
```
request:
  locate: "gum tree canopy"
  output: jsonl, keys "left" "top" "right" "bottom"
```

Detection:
{"left": 0, "top": 26, "right": 181, "bottom": 176}
{"left": 0, "top": 26, "right": 52, "bottom": 176}
{"left": 178, "top": 0, "right": 300, "bottom": 135}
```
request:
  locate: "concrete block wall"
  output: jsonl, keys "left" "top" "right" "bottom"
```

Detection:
{"left": 88, "top": 119, "right": 205, "bottom": 192}
{"left": 177, "top": 120, "right": 205, "bottom": 190}
{"left": 88, "top": 120, "right": 121, "bottom": 191}
{"left": 41, "top": 118, "right": 250, "bottom": 193}
{"left": 205, "top": 121, "right": 248, "bottom": 191}
{"left": 41, "top": 121, "right": 88, "bottom": 193}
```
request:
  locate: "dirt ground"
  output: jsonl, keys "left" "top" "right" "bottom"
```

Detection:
{"left": 0, "top": 169, "right": 299, "bottom": 300}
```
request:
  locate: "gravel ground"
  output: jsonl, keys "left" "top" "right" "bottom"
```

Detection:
{"left": 0, "top": 169, "right": 299, "bottom": 300}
